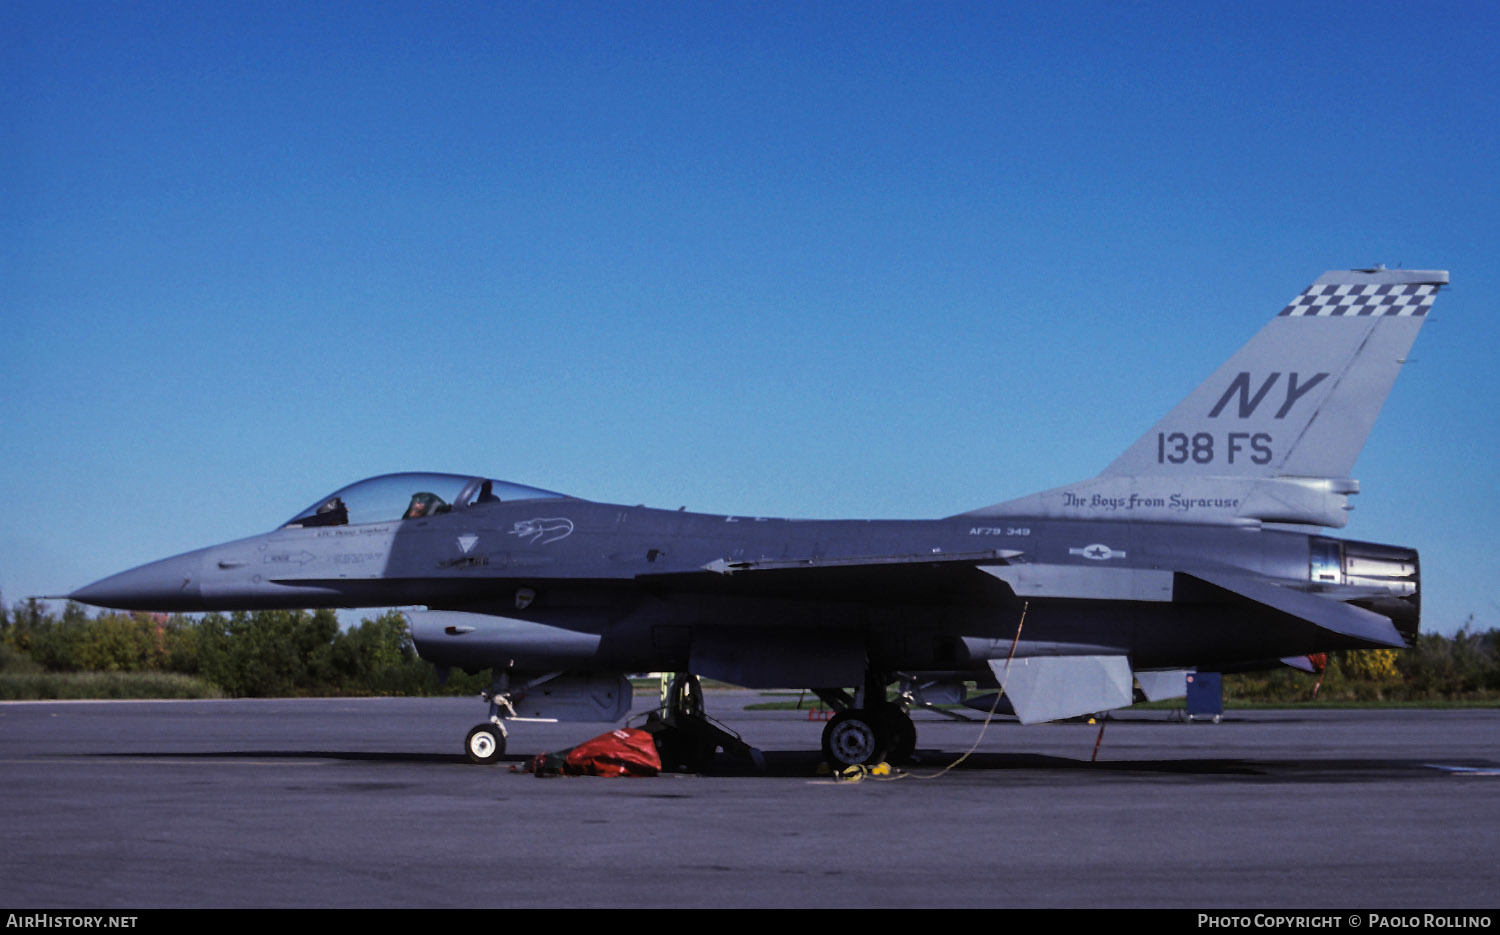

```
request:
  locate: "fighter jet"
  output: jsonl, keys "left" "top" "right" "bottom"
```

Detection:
{"left": 70, "top": 267, "right": 1442, "bottom": 767}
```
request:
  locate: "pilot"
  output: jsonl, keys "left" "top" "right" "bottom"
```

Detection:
{"left": 404, "top": 492, "right": 448, "bottom": 519}
{"left": 476, "top": 480, "right": 500, "bottom": 504}
{"left": 299, "top": 497, "right": 348, "bottom": 527}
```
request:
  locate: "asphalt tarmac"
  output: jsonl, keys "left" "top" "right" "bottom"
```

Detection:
{"left": 1, "top": 694, "right": 1496, "bottom": 909}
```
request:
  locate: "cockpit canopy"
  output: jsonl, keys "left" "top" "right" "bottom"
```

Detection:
{"left": 283, "top": 473, "right": 571, "bottom": 528}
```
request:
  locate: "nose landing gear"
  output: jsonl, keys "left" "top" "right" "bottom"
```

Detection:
{"left": 464, "top": 673, "right": 519, "bottom": 765}
{"left": 465, "top": 722, "right": 506, "bottom": 764}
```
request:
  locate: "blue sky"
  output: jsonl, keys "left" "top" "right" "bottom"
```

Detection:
{"left": 3, "top": 1, "right": 1496, "bottom": 635}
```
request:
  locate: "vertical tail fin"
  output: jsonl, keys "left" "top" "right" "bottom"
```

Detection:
{"left": 1103, "top": 268, "right": 1444, "bottom": 480}
{"left": 965, "top": 268, "right": 1447, "bottom": 527}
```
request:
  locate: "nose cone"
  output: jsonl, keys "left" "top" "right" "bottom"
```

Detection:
{"left": 70, "top": 549, "right": 206, "bottom": 611}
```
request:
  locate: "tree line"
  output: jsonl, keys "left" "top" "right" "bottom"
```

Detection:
{"left": 1222, "top": 624, "right": 1500, "bottom": 703}
{"left": 0, "top": 596, "right": 494, "bottom": 698}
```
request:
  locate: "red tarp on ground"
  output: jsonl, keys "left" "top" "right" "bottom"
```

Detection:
{"left": 535, "top": 728, "right": 660, "bottom": 777}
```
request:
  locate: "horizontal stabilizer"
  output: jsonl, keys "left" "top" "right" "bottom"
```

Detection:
{"left": 990, "top": 654, "right": 1134, "bottom": 724}
{"left": 1183, "top": 567, "right": 1405, "bottom": 649}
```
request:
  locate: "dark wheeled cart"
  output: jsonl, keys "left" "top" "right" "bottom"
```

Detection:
{"left": 1185, "top": 672, "right": 1223, "bottom": 723}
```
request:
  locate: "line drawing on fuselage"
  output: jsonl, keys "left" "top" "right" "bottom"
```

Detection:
{"left": 507, "top": 517, "right": 575, "bottom": 545}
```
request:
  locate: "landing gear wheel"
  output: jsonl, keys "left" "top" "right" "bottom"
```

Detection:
{"left": 465, "top": 724, "right": 505, "bottom": 764}
{"left": 822, "top": 710, "right": 887, "bottom": 767}
{"left": 876, "top": 703, "right": 917, "bottom": 763}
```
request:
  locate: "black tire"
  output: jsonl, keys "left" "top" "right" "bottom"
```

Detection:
{"left": 465, "top": 723, "right": 505, "bottom": 764}
{"left": 821, "top": 710, "right": 887, "bottom": 767}
{"left": 879, "top": 703, "right": 917, "bottom": 763}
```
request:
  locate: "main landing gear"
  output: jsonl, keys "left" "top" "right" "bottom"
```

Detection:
{"left": 643, "top": 674, "right": 764, "bottom": 773}
{"left": 814, "top": 672, "right": 917, "bottom": 769}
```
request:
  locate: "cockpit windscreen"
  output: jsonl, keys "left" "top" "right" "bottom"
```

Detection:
{"left": 283, "top": 473, "right": 569, "bottom": 528}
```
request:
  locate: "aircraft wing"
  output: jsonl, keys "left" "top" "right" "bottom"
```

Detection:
{"left": 637, "top": 548, "right": 1023, "bottom": 604}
